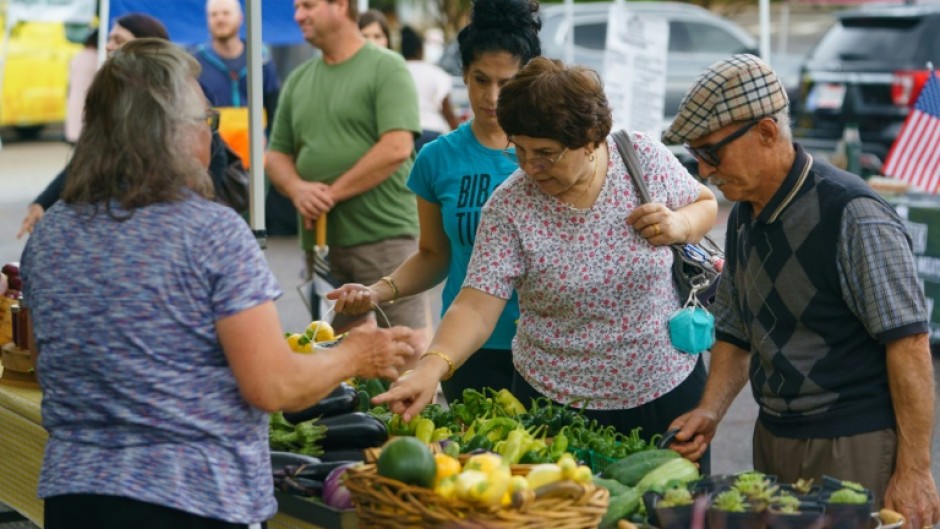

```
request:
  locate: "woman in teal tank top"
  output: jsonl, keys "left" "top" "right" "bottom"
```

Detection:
{"left": 328, "top": 0, "right": 541, "bottom": 404}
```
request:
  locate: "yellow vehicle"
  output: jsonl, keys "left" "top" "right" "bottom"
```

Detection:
{"left": 1, "top": 16, "right": 83, "bottom": 138}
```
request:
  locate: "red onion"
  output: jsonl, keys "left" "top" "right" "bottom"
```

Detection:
{"left": 322, "top": 463, "right": 357, "bottom": 510}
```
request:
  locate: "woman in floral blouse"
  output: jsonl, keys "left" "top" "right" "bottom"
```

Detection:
{"left": 375, "top": 57, "right": 718, "bottom": 448}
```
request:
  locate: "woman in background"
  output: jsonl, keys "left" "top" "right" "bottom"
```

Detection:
{"left": 329, "top": 0, "right": 541, "bottom": 405}
{"left": 358, "top": 9, "right": 391, "bottom": 49}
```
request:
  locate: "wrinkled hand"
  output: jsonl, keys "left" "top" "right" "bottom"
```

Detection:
{"left": 666, "top": 408, "right": 718, "bottom": 462}
{"left": 289, "top": 181, "right": 334, "bottom": 228}
{"left": 327, "top": 283, "right": 378, "bottom": 316}
{"left": 372, "top": 363, "right": 440, "bottom": 423}
{"left": 627, "top": 203, "right": 691, "bottom": 246}
{"left": 341, "top": 320, "right": 414, "bottom": 380}
{"left": 17, "top": 203, "right": 45, "bottom": 239}
{"left": 884, "top": 468, "right": 940, "bottom": 529}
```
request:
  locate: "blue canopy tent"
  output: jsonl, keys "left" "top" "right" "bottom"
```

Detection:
{"left": 108, "top": 0, "right": 303, "bottom": 46}
{"left": 101, "top": 0, "right": 308, "bottom": 240}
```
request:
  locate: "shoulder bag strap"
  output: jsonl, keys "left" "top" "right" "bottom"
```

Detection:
{"left": 612, "top": 129, "right": 653, "bottom": 205}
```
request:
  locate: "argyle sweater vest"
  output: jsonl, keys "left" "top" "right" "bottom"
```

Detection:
{"left": 723, "top": 160, "right": 901, "bottom": 438}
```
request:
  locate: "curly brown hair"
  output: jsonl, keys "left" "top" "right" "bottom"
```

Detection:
{"left": 496, "top": 57, "right": 612, "bottom": 148}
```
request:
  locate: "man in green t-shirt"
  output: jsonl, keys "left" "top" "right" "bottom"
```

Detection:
{"left": 267, "top": 0, "right": 428, "bottom": 343}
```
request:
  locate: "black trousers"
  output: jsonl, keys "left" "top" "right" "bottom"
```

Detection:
{"left": 44, "top": 494, "right": 267, "bottom": 529}
{"left": 440, "top": 347, "right": 516, "bottom": 405}
{"left": 511, "top": 355, "right": 711, "bottom": 473}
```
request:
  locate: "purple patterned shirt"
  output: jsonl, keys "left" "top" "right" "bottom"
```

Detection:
{"left": 21, "top": 195, "right": 282, "bottom": 523}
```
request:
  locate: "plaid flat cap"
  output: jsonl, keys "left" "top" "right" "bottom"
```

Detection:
{"left": 662, "top": 54, "right": 788, "bottom": 145}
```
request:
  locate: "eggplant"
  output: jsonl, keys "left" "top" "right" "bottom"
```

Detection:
{"left": 271, "top": 451, "right": 321, "bottom": 472}
{"left": 318, "top": 412, "right": 388, "bottom": 450}
{"left": 291, "top": 460, "right": 361, "bottom": 482}
{"left": 319, "top": 450, "right": 365, "bottom": 462}
{"left": 276, "top": 475, "right": 323, "bottom": 497}
{"left": 283, "top": 383, "right": 359, "bottom": 424}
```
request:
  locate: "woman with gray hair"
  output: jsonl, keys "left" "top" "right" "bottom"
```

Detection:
{"left": 20, "top": 38, "right": 414, "bottom": 529}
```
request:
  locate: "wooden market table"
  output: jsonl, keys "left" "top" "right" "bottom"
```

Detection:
{"left": 0, "top": 367, "right": 353, "bottom": 529}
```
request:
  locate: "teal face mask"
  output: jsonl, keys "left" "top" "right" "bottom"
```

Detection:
{"left": 668, "top": 306, "right": 715, "bottom": 355}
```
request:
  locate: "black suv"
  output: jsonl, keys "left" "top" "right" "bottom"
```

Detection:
{"left": 794, "top": 4, "right": 940, "bottom": 168}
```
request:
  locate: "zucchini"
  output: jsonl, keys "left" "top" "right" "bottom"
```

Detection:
{"left": 593, "top": 476, "right": 632, "bottom": 497}
{"left": 599, "top": 487, "right": 643, "bottom": 529}
{"left": 603, "top": 448, "right": 680, "bottom": 486}
{"left": 634, "top": 457, "right": 700, "bottom": 494}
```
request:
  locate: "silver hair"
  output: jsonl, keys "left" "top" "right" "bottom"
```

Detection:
{"left": 63, "top": 38, "right": 213, "bottom": 214}
{"left": 773, "top": 107, "right": 792, "bottom": 142}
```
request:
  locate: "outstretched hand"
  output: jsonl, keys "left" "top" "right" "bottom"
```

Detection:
{"left": 342, "top": 320, "right": 415, "bottom": 380}
{"left": 372, "top": 364, "right": 441, "bottom": 423}
{"left": 327, "top": 283, "right": 378, "bottom": 316}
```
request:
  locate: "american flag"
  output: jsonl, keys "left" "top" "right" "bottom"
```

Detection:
{"left": 883, "top": 71, "right": 940, "bottom": 192}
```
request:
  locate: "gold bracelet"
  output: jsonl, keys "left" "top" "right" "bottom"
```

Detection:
{"left": 421, "top": 350, "right": 455, "bottom": 381}
{"left": 379, "top": 276, "right": 399, "bottom": 304}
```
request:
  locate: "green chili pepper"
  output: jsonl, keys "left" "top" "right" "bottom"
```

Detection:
{"left": 414, "top": 418, "right": 435, "bottom": 444}
{"left": 431, "top": 426, "right": 453, "bottom": 442}
{"left": 476, "top": 417, "right": 519, "bottom": 442}
{"left": 388, "top": 413, "right": 411, "bottom": 436}
{"left": 550, "top": 430, "right": 569, "bottom": 458}
{"left": 493, "top": 388, "right": 526, "bottom": 416}
{"left": 497, "top": 429, "right": 527, "bottom": 464}
{"left": 466, "top": 434, "right": 493, "bottom": 452}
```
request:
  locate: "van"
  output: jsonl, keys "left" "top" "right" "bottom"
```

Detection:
{"left": 0, "top": 18, "right": 83, "bottom": 138}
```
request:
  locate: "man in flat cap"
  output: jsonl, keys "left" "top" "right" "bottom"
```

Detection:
{"left": 665, "top": 54, "right": 940, "bottom": 527}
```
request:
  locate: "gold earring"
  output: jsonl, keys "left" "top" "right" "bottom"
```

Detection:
{"left": 589, "top": 153, "right": 595, "bottom": 162}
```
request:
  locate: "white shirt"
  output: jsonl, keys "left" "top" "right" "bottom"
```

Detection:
{"left": 406, "top": 60, "right": 453, "bottom": 134}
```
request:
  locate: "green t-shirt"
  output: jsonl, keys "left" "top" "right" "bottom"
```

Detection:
{"left": 269, "top": 43, "right": 420, "bottom": 249}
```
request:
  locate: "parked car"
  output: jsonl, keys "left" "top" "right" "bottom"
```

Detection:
{"left": 793, "top": 4, "right": 940, "bottom": 172}
{"left": 539, "top": 2, "right": 758, "bottom": 126}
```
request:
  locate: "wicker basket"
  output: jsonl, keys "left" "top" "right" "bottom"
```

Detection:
{"left": 344, "top": 464, "right": 609, "bottom": 529}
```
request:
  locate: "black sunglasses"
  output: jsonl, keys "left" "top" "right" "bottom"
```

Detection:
{"left": 685, "top": 117, "right": 772, "bottom": 167}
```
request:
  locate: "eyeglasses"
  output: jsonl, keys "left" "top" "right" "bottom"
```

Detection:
{"left": 684, "top": 118, "right": 771, "bottom": 167}
{"left": 503, "top": 143, "right": 569, "bottom": 171}
{"left": 204, "top": 108, "right": 221, "bottom": 132}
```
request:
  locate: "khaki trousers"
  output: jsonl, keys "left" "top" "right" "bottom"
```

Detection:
{"left": 753, "top": 420, "right": 896, "bottom": 508}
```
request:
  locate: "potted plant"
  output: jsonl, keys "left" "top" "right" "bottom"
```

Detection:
{"left": 651, "top": 484, "right": 695, "bottom": 529}
{"left": 765, "top": 491, "right": 826, "bottom": 529}
{"left": 707, "top": 489, "right": 766, "bottom": 529}
{"left": 823, "top": 485, "right": 873, "bottom": 529}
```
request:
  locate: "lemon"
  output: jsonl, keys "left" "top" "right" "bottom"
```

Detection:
{"left": 305, "top": 320, "right": 335, "bottom": 343}
{"left": 286, "top": 333, "right": 305, "bottom": 352}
